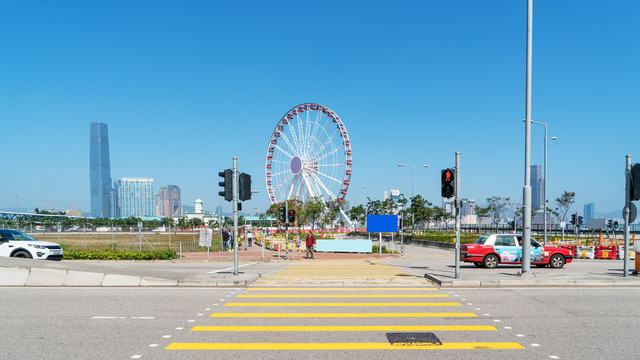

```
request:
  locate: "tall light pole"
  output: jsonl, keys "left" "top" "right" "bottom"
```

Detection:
{"left": 532, "top": 120, "right": 557, "bottom": 245}
{"left": 10, "top": 194, "right": 23, "bottom": 212}
{"left": 522, "top": 0, "right": 533, "bottom": 276}
{"left": 397, "top": 164, "right": 429, "bottom": 235}
{"left": 353, "top": 186, "right": 366, "bottom": 207}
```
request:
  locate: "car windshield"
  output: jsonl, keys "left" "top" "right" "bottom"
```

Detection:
{"left": 0, "top": 230, "right": 38, "bottom": 242}
{"left": 474, "top": 235, "right": 490, "bottom": 244}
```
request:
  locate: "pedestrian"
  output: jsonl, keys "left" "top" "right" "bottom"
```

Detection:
{"left": 248, "top": 232, "right": 253, "bottom": 247}
{"left": 305, "top": 231, "right": 316, "bottom": 259}
{"left": 222, "top": 229, "right": 229, "bottom": 251}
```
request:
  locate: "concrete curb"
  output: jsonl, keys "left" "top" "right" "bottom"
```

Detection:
{"left": 0, "top": 265, "right": 260, "bottom": 287}
{"left": 424, "top": 273, "right": 640, "bottom": 287}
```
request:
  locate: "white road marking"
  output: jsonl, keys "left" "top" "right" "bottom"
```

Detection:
{"left": 212, "top": 303, "right": 219, "bottom": 306}
{"left": 208, "top": 262, "right": 258, "bottom": 274}
{"left": 92, "top": 317, "right": 154, "bottom": 320}
{"left": 549, "top": 356, "right": 559, "bottom": 359}
{"left": 493, "top": 319, "right": 501, "bottom": 322}
{"left": 163, "top": 335, "right": 171, "bottom": 338}
{"left": 475, "top": 308, "right": 481, "bottom": 310}
{"left": 131, "top": 356, "right": 141, "bottom": 359}
{"left": 176, "top": 327, "right": 184, "bottom": 330}
{"left": 197, "top": 314, "right": 204, "bottom": 316}
{"left": 205, "top": 308, "right": 211, "bottom": 311}
{"left": 149, "top": 344, "right": 158, "bottom": 348}
{"left": 504, "top": 327, "right": 512, "bottom": 329}
{"left": 483, "top": 313, "right": 490, "bottom": 316}
{"left": 467, "top": 303, "right": 473, "bottom": 305}
{"left": 531, "top": 344, "right": 540, "bottom": 347}
{"left": 188, "top": 320, "right": 195, "bottom": 322}
{"left": 517, "top": 334, "right": 525, "bottom": 337}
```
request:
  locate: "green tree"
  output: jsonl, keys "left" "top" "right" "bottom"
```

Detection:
{"left": 346, "top": 205, "right": 366, "bottom": 227}
{"left": 555, "top": 191, "right": 575, "bottom": 240}
{"left": 409, "top": 195, "right": 433, "bottom": 229}
{"left": 486, "top": 196, "right": 509, "bottom": 233}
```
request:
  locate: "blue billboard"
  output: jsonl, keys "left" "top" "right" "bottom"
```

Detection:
{"left": 366, "top": 215, "right": 398, "bottom": 233}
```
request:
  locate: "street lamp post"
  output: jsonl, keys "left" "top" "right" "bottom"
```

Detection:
{"left": 353, "top": 186, "right": 366, "bottom": 207}
{"left": 397, "top": 164, "right": 429, "bottom": 235}
{"left": 532, "top": 120, "right": 557, "bottom": 245}
{"left": 10, "top": 194, "right": 23, "bottom": 212}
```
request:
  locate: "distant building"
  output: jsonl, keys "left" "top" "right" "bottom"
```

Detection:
{"left": 531, "top": 165, "right": 544, "bottom": 210}
{"left": 156, "top": 185, "right": 182, "bottom": 218}
{"left": 114, "top": 177, "right": 155, "bottom": 217}
{"left": 184, "top": 199, "right": 219, "bottom": 225}
{"left": 89, "top": 122, "right": 112, "bottom": 218}
{"left": 389, "top": 189, "right": 401, "bottom": 201}
{"left": 584, "top": 202, "right": 595, "bottom": 221}
{"left": 443, "top": 198, "right": 477, "bottom": 223}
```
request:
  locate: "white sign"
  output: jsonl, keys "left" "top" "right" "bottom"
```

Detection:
{"left": 199, "top": 229, "right": 212, "bottom": 247}
{"left": 560, "top": 221, "right": 566, "bottom": 229}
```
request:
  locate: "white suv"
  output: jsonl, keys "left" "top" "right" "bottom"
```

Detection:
{"left": 0, "top": 229, "right": 64, "bottom": 261}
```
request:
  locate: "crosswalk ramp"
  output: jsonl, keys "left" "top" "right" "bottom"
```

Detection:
{"left": 252, "top": 259, "right": 434, "bottom": 285}
{"left": 165, "top": 260, "right": 526, "bottom": 357}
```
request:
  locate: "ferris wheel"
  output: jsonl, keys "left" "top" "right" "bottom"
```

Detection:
{"left": 265, "top": 103, "right": 352, "bottom": 207}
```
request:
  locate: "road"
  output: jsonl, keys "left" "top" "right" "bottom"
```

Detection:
{"left": 2, "top": 258, "right": 640, "bottom": 359}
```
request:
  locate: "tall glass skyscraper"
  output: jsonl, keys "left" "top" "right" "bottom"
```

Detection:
{"left": 584, "top": 202, "right": 595, "bottom": 221}
{"left": 114, "top": 178, "right": 155, "bottom": 217}
{"left": 531, "top": 165, "right": 544, "bottom": 211}
{"left": 90, "top": 122, "right": 112, "bottom": 218}
{"left": 156, "top": 185, "right": 182, "bottom": 218}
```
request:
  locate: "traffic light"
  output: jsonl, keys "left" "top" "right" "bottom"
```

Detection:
{"left": 607, "top": 219, "right": 612, "bottom": 228}
{"left": 288, "top": 209, "right": 296, "bottom": 223}
{"left": 578, "top": 216, "right": 583, "bottom": 226}
{"left": 279, "top": 206, "right": 287, "bottom": 223}
{"left": 441, "top": 169, "right": 455, "bottom": 198}
{"left": 570, "top": 214, "right": 576, "bottom": 225}
{"left": 239, "top": 173, "right": 252, "bottom": 201}
{"left": 218, "top": 169, "right": 232, "bottom": 201}
{"left": 614, "top": 221, "right": 619, "bottom": 229}
{"left": 630, "top": 164, "right": 640, "bottom": 201}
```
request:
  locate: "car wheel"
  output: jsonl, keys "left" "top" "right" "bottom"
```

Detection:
{"left": 473, "top": 262, "right": 484, "bottom": 268}
{"left": 549, "top": 254, "right": 565, "bottom": 269}
{"left": 12, "top": 250, "right": 32, "bottom": 259}
{"left": 483, "top": 254, "right": 499, "bottom": 269}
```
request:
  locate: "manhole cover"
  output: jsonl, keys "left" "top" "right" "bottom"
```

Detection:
{"left": 386, "top": 332, "right": 442, "bottom": 346}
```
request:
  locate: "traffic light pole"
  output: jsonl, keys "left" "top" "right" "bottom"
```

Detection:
{"left": 624, "top": 155, "right": 631, "bottom": 277}
{"left": 285, "top": 201, "right": 289, "bottom": 259}
{"left": 233, "top": 157, "right": 239, "bottom": 276}
{"left": 454, "top": 152, "right": 461, "bottom": 279}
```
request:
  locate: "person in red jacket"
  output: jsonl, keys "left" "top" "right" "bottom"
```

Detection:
{"left": 305, "top": 231, "right": 316, "bottom": 259}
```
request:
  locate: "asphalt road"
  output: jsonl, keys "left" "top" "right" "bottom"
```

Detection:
{"left": 2, "top": 259, "right": 640, "bottom": 359}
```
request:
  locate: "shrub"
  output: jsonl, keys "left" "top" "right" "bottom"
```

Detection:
{"left": 64, "top": 249, "right": 178, "bottom": 260}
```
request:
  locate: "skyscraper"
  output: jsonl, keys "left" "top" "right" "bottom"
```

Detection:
{"left": 584, "top": 202, "right": 595, "bottom": 221}
{"left": 156, "top": 185, "right": 182, "bottom": 218}
{"left": 531, "top": 165, "right": 544, "bottom": 211}
{"left": 90, "top": 122, "right": 112, "bottom": 218}
{"left": 114, "top": 178, "right": 155, "bottom": 217}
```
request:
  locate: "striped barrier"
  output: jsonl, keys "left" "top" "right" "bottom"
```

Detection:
{"left": 595, "top": 246, "right": 617, "bottom": 259}
{"left": 576, "top": 245, "right": 595, "bottom": 259}
{"left": 616, "top": 246, "right": 636, "bottom": 260}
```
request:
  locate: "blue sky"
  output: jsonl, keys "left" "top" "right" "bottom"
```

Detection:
{"left": 1, "top": 1, "right": 638, "bottom": 217}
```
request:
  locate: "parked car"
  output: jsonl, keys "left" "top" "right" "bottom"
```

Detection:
{"left": 0, "top": 229, "right": 64, "bottom": 261}
{"left": 461, "top": 233, "right": 573, "bottom": 269}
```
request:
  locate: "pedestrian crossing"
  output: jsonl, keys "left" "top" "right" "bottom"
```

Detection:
{"left": 165, "top": 260, "right": 525, "bottom": 355}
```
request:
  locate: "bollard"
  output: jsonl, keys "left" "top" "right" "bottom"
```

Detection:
{"left": 634, "top": 242, "right": 640, "bottom": 275}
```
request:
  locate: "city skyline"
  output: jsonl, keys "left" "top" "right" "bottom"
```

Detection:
{"left": 2, "top": 1, "right": 638, "bottom": 218}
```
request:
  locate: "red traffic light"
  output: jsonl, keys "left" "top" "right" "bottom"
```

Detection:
{"left": 441, "top": 169, "right": 455, "bottom": 198}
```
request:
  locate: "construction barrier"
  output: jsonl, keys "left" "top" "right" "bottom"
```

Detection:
{"left": 576, "top": 245, "right": 595, "bottom": 259}
{"left": 616, "top": 245, "right": 636, "bottom": 260}
{"left": 558, "top": 245, "right": 577, "bottom": 258}
{"left": 595, "top": 245, "right": 617, "bottom": 259}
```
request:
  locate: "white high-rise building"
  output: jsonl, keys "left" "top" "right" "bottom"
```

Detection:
{"left": 114, "top": 177, "right": 155, "bottom": 217}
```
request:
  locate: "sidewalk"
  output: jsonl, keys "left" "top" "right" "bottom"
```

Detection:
{"left": 386, "top": 245, "right": 640, "bottom": 287}
{"left": 3, "top": 242, "right": 639, "bottom": 287}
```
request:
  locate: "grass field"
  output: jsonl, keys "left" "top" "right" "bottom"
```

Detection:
{"left": 32, "top": 232, "right": 229, "bottom": 252}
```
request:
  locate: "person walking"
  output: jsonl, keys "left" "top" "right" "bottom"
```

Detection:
{"left": 305, "top": 231, "right": 316, "bottom": 259}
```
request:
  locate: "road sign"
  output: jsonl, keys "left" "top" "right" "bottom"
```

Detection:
{"left": 560, "top": 221, "right": 565, "bottom": 229}
{"left": 623, "top": 203, "right": 637, "bottom": 223}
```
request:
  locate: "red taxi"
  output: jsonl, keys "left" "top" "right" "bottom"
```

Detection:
{"left": 461, "top": 234, "right": 573, "bottom": 269}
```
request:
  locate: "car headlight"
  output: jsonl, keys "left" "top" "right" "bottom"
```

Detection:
{"left": 29, "top": 244, "right": 46, "bottom": 249}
